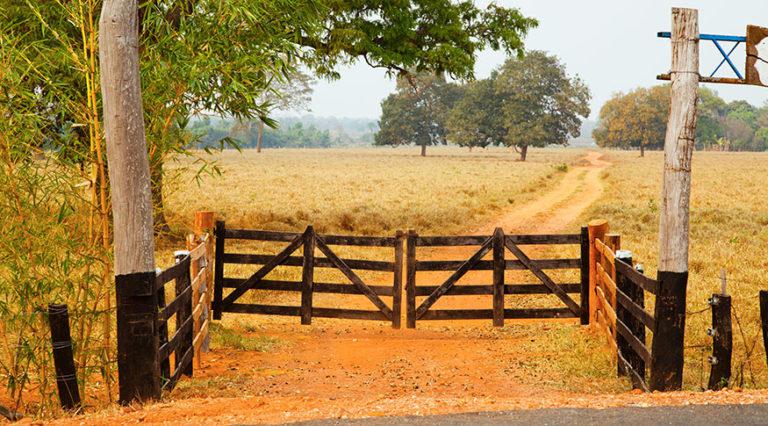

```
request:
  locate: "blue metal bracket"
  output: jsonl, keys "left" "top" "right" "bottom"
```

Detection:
{"left": 657, "top": 32, "right": 747, "bottom": 80}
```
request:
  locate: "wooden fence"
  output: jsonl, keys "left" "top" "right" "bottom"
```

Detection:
{"left": 213, "top": 222, "right": 404, "bottom": 327}
{"left": 588, "top": 220, "right": 686, "bottom": 392}
{"left": 405, "top": 227, "right": 588, "bottom": 327}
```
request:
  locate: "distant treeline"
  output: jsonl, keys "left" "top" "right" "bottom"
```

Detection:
{"left": 594, "top": 85, "right": 768, "bottom": 154}
{"left": 189, "top": 115, "right": 377, "bottom": 149}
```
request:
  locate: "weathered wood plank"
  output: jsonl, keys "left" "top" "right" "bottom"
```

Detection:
{"left": 415, "top": 258, "right": 580, "bottom": 271}
{"left": 615, "top": 260, "right": 659, "bottom": 295}
{"left": 504, "top": 240, "right": 581, "bottom": 315}
{"left": 300, "top": 227, "right": 315, "bottom": 325}
{"left": 224, "top": 228, "right": 300, "bottom": 241}
{"left": 312, "top": 308, "right": 389, "bottom": 321}
{"left": 411, "top": 283, "right": 582, "bottom": 296}
{"left": 580, "top": 226, "right": 590, "bottom": 325}
{"left": 493, "top": 228, "right": 505, "bottom": 327}
{"left": 314, "top": 235, "right": 393, "bottom": 319}
{"left": 157, "top": 285, "right": 192, "bottom": 323}
{"left": 616, "top": 317, "right": 652, "bottom": 364}
{"left": 220, "top": 232, "right": 305, "bottom": 309}
{"left": 156, "top": 257, "right": 189, "bottom": 287}
{"left": 616, "top": 287, "right": 656, "bottom": 331}
{"left": 158, "top": 314, "right": 193, "bottom": 361}
{"left": 221, "top": 278, "right": 395, "bottom": 296}
{"left": 320, "top": 234, "right": 398, "bottom": 247}
{"left": 392, "top": 231, "right": 404, "bottom": 329}
{"left": 595, "top": 285, "right": 617, "bottom": 329}
{"left": 222, "top": 253, "right": 395, "bottom": 271}
{"left": 415, "top": 234, "right": 580, "bottom": 246}
{"left": 419, "top": 308, "right": 578, "bottom": 320}
{"left": 415, "top": 236, "right": 494, "bottom": 319}
{"left": 225, "top": 304, "right": 301, "bottom": 316}
{"left": 406, "top": 230, "right": 417, "bottom": 328}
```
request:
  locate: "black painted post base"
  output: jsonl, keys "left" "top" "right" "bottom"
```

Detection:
{"left": 649, "top": 270, "right": 688, "bottom": 391}
{"left": 116, "top": 271, "right": 161, "bottom": 404}
{"left": 48, "top": 304, "right": 81, "bottom": 411}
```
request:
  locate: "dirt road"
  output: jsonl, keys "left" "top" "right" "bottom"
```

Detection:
{"left": 53, "top": 151, "right": 768, "bottom": 425}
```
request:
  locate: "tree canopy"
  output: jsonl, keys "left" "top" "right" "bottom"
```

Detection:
{"left": 594, "top": 85, "right": 768, "bottom": 153}
{"left": 446, "top": 51, "right": 590, "bottom": 160}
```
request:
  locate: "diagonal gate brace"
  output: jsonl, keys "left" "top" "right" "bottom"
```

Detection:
{"left": 504, "top": 239, "right": 581, "bottom": 315}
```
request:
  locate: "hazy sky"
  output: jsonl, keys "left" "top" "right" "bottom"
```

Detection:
{"left": 304, "top": 0, "right": 768, "bottom": 120}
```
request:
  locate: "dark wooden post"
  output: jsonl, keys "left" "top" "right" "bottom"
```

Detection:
{"left": 707, "top": 292, "right": 732, "bottom": 390}
{"left": 649, "top": 270, "right": 687, "bottom": 391}
{"left": 300, "top": 226, "right": 315, "bottom": 325}
{"left": 406, "top": 230, "right": 417, "bottom": 329}
{"left": 48, "top": 304, "right": 81, "bottom": 411}
{"left": 213, "top": 220, "right": 225, "bottom": 320}
{"left": 115, "top": 271, "right": 160, "bottom": 404}
{"left": 174, "top": 253, "right": 193, "bottom": 377}
{"left": 156, "top": 284, "right": 170, "bottom": 384}
{"left": 492, "top": 228, "right": 505, "bottom": 327}
{"left": 761, "top": 291, "right": 768, "bottom": 369}
{"left": 615, "top": 252, "right": 646, "bottom": 389}
{"left": 579, "top": 226, "right": 590, "bottom": 325}
{"left": 392, "top": 231, "right": 405, "bottom": 329}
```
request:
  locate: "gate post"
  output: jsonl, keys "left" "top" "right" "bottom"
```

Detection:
{"left": 48, "top": 304, "right": 81, "bottom": 411}
{"left": 492, "top": 228, "right": 505, "bottom": 327}
{"left": 392, "top": 231, "right": 405, "bottom": 329}
{"left": 707, "top": 290, "right": 732, "bottom": 390}
{"left": 116, "top": 271, "right": 161, "bottom": 404}
{"left": 406, "top": 230, "right": 417, "bottom": 329}
{"left": 213, "top": 220, "right": 225, "bottom": 320}
{"left": 579, "top": 226, "right": 590, "bottom": 325}
{"left": 615, "top": 251, "right": 646, "bottom": 388}
{"left": 587, "top": 220, "right": 608, "bottom": 324}
{"left": 301, "top": 226, "right": 315, "bottom": 325}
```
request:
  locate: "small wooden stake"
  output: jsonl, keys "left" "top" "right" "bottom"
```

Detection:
{"left": 708, "top": 293, "right": 732, "bottom": 390}
{"left": 48, "top": 304, "right": 81, "bottom": 411}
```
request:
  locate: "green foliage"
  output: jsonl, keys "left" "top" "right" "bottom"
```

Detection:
{"left": 375, "top": 72, "right": 462, "bottom": 154}
{"left": 447, "top": 51, "right": 591, "bottom": 159}
{"left": 300, "top": 1, "right": 538, "bottom": 80}
{"left": 595, "top": 85, "right": 768, "bottom": 152}
{"left": 0, "top": 22, "right": 110, "bottom": 414}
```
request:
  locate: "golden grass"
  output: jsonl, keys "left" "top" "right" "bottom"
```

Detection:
{"left": 584, "top": 150, "right": 768, "bottom": 389}
{"left": 164, "top": 146, "right": 583, "bottom": 236}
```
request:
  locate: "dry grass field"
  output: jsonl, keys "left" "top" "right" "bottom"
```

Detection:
{"left": 148, "top": 146, "right": 768, "bottom": 416}
{"left": 584, "top": 150, "right": 768, "bottom": 389}
{"left": 164, "top": 147, "right": 582, "bottom": 236}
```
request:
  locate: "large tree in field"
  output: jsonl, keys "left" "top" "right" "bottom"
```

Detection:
{"left": 495, "top": 51, "right": 590, "bottom": 161}
{"left": 375, "top": 72, "right": 462, "bottom": 156}
{"left": 593, "top": 86, "right": 668, "bottom": 156}
{"left": 447, "top": 51, "right": 590, "bottom": 161}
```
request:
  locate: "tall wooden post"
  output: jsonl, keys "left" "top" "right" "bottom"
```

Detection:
{"left": 100, "top": 0, "right": 159, "bottom": 404}
{"left": 587, "top": 220, "right": 608, "bottom": 324}
{"left": 392, "top": 231, "right": 405, "bottom": 329}
{"left": 300, "top": 226, "right": 315, "bottom": 325}
{"left": 652, "top": 7, "right": 698, "bottom": 392}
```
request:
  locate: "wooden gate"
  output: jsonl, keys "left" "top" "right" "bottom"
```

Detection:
{"left": 405, "top": 227, "right": 589, "bottom": 328}
{"left": 213, "top": 222, "right": 404, "bottom": 328}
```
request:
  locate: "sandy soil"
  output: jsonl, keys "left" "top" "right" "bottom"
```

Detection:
{"left": 41, "top": 151, "right": 768, "bottom": 426}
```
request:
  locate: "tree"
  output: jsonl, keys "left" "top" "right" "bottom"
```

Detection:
{"left": 446, "top": 77, "right": 504, "bottom": 150}
{"left": 594, "top": 86, "right": 668, "bottom": 156}
{"left": 375, "top": 72, "right": 461, "bottom": 156}
{"left": 447, "top": 51, "right": 590, "bottom": 161}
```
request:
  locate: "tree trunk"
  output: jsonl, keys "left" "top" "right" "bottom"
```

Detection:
{"left": 256, "top": 120, "right": 264, "bottom": 153}
{"left": 658, "top": 7, "right": 698, "bottom": 273}
{"left": 100, "top": 0, "right": 155, "bottom": 276}
{"left": 519, "top": 145, "right": 528, "bottom": 161}
{"left": 150, "top": 160, "right": 171, "bottom": 235}
{"left": 420, "top": 143, "right": 426, "bottom": 157}
{"left": 640, "top": 143, "right": 645, "bottom": 157}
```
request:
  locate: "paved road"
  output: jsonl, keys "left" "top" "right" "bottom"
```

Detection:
{"left": 290, "top": 404, "right": 768, "bottom": 425}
